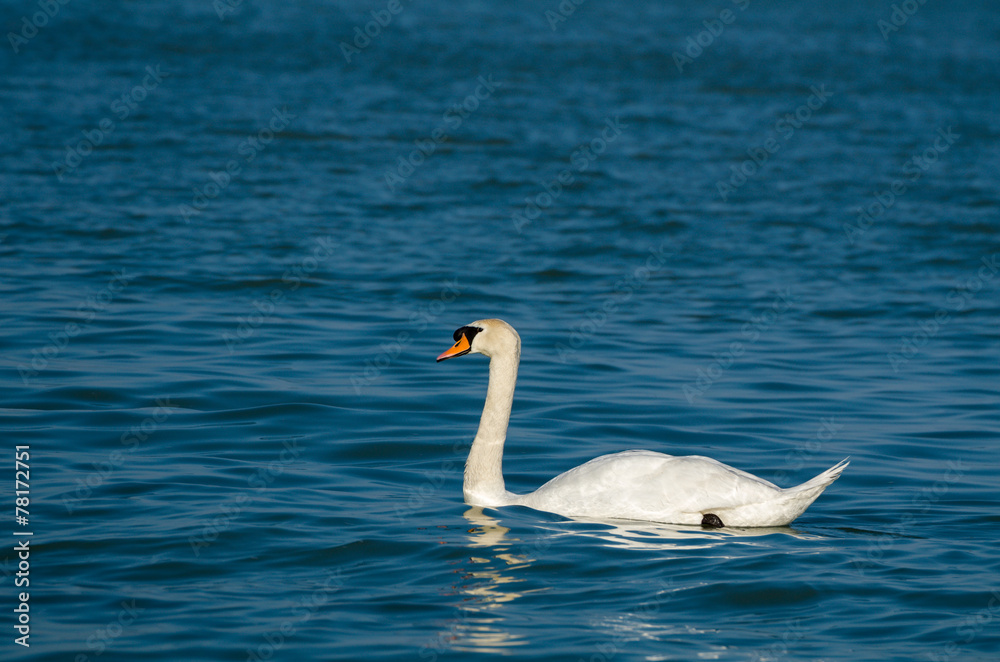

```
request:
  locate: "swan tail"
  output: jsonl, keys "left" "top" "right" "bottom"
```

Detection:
{"left": 762, "top": 457, "right": 849, "bottom": 525}
{"left": 786, "top": 457, "right": 850, "bottom": 497}
{"left": 699, "top": 458, "right": 849, "bottom": 527}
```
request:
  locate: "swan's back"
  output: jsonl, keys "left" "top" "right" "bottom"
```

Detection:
{"left": 515, "top": 451, "right": 848, "bottom": 527}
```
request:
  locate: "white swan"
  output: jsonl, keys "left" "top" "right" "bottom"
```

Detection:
{"left": 437, "top": 319, "right": 848, "bottom": 528}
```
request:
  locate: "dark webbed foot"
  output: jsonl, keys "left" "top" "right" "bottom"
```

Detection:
{"left": 701, "top": 513, "right": 724, "bottom": 528}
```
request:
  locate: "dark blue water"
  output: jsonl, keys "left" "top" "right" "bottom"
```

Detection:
{"left": 3, "top": 0, "right": 1000, "bottom": 660}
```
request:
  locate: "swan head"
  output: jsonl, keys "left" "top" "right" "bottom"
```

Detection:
{"left": 436, "top": 319, "right": 521, "bottom": 362}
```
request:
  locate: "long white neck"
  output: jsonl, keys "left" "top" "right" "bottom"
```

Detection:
{"left": 464, "top": 345, "right": 519, "bottom": 506}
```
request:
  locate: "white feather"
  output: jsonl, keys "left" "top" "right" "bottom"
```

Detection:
{"left": 439, "top": 319, "right": 848, "bottom": 527}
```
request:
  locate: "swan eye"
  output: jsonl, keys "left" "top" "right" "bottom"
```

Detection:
{"left": 453, "top": 326, "right": 483, "bottom": 344}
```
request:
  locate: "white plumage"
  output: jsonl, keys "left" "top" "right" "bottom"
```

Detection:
{"left": 437, "top": 319, "right": 847, "bottom": 528}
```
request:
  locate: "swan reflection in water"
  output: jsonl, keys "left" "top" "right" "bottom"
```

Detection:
{"left": 429, "top": 506, "right": 821, "bottom": 656}
{"left": 462, "top": 506, "right": 819, "bottom": 553}
{"left": 417, "top": 509, "right": 530, "bottom": 657}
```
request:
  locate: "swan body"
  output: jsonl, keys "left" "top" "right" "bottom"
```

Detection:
{"left": 437, "top": 319, "right": 848, "bottom": 528}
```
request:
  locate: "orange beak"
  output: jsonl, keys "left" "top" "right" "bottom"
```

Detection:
{"left": 436, "top": 333, "right": 471, "bottom": 362}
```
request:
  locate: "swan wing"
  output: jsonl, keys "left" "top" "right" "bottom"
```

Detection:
{"left": 517, "top": 450, "right": 783, "bottom": 525}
